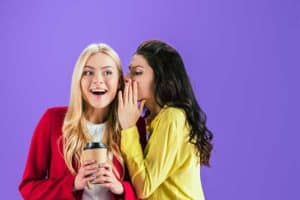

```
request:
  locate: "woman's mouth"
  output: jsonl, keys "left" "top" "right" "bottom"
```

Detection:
{"left": 90, "top": 89, "right": 107, "bottom": 96}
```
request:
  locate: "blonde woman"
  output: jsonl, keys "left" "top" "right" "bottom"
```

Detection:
{"left": 19, "top": 43, "right": 136, "bottom": 200}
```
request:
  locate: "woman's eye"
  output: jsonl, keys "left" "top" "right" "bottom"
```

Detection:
{"left": 132, "top": 71, "right": 143, "bottom": 76}
{"left": 83, "top": 71, "right": 93, "bottom": 76}
{"left": 104, "top": 70, "right": 113, "bottom": 76}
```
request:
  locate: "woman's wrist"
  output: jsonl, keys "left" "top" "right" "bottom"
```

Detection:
{"left": 113, "top": 181, "right": 124, "bottom": 195}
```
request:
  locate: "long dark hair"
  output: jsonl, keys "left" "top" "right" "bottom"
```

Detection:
{"left": 136, "top": 40, "right": 213, "bottom": 166}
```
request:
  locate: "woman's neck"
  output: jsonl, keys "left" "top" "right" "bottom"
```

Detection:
{"left": 145, "top": 100, "right": 162, "bottom": 122}
{"left": 84, "top": 107, "right": 108, "bottom": 124}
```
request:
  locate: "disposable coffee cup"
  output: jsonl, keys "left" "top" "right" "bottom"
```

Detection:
{"left": 82, "top": 142, "right": 107, "bottom": 188}
{"left": 82, "top": 142, "right": 107, "bottom": 163}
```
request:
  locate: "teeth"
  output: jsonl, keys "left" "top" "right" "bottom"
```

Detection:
{"left": 93, "top": 90, "right": 106, "bottom": 92}
{"left": 90, "top": 89, "right": 107, "bottom": 95}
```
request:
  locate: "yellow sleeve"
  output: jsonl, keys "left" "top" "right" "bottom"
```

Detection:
{"left": 121, "top": 109, "right": 184, "bottom": 199}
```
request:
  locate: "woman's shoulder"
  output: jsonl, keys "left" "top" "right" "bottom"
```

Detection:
{"left": 157, "top": 106, "right": 186, "bottom": 122}
{"left": 46, "top": 106, "right": 68, "bottom": 113}
{"left": 42, "top": 106, "right": 68, "bottom": 121}
{"left": 153, "top": 106, "right": 189, "bottom": 138}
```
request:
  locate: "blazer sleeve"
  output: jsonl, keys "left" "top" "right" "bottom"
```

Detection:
{"left": 120, "top": 109, "right": 184, "bottom": 199}
{"left": 113, "top": 180, "right": 137, "bottom": 200}
{"left": 19, "top": 109, "right": 81, "bottom": 200}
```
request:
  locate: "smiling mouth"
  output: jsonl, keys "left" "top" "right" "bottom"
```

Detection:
{"left": 90, "top": 89, "right": 108, "bottom": 95}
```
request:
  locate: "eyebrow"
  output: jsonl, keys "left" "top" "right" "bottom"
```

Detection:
{"left": 84, "top": 65, "right": 113, "bottom": 69}
{"left": 129, "top": 65, "right": 144, "bottom": 69}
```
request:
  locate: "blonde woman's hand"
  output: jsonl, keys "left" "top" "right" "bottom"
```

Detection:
{"left": 92, "top": 163, "right": 124, "bottom": 195}
{"left": 118, "top": 79, "right": 145, "bottom": 129}
{"left": 74, "top": 160, "right": 98, "bottom": 190}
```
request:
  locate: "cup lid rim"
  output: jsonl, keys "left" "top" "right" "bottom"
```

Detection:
{"left": 83, "top": 142, "right": 107, "bottom": 150}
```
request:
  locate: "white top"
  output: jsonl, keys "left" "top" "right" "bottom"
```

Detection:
{"left": 86, "top": 122, "right": 106, "bottom": 142}
{"left": 82, "top": 122, "right": 111, "bottom": 200}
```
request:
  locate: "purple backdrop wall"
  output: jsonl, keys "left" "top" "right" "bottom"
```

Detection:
{"left": 1, "top": 0, "right": 299, "bottom": 199}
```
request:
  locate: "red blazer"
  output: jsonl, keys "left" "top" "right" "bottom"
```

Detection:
{"left": 19, "top": 107, "right": 137, "bottom": 200}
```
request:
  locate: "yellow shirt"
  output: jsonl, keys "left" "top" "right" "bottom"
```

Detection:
{"left": 121, "top": 106, "right": 205, "bottom": 200}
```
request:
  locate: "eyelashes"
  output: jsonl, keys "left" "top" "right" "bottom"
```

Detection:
{"left": 130, "top": 71, "right": 143, "bottom": 76}
{"left": 103, "top": 70, "right": 113, "bottom": 76}
{"left": 83, "top": 71, "right": 93, "bottom": 76}
{"left": 82, "top": 70, "right": 113, "bottom": 77}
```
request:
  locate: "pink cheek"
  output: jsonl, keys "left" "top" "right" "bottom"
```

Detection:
{"left": 137, "top": 85, "right": 143, "bottom": 97}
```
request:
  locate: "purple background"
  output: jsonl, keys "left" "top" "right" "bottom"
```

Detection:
{"left": 1, "top": 0, "right": 299, "bottom": 199}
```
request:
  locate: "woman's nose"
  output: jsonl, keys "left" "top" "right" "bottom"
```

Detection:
{"left": 125, "top": 72, "right": 136, "bottom": 81}
{"left": 124, "top": 73, "right": 132, "bottom": 82}
{"left": 93, "top": 73, "right": 104, "bottom": 84}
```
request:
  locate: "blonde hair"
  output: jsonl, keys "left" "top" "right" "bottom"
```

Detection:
{"left": 62, "top": 43, "right": 124, "bottom": 178}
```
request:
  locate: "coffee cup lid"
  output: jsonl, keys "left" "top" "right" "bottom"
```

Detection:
{"left": 84, "top": 142, "right": 107, "bottom": 150}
